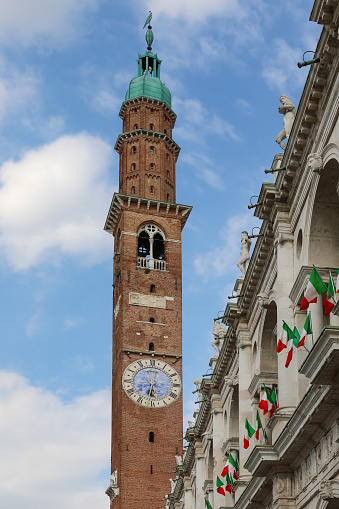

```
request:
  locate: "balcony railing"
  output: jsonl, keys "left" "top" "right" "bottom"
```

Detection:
{"left": 137, "top": 257, "right": 166, "bottom": 271}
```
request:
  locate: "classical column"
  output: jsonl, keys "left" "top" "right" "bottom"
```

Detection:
{"left": 274, "top": 213, "right": 298, "bottom": 435}
{"left": 309, "top": 298, "right": 324, "bottom": 343}
{"left": 183, "top": 476, "right": 193, "bottom": 509}
{"left": 210, "top": 391, "right": 225, "bottom": 507}
{"left": 272, "top": 472, "right": 296, "bottom": 509}
{"left": 195, "top": 441, "right": 205, "bottom": 509}
{"left": 236, "top": 321, "right": 252, "bottom": 500}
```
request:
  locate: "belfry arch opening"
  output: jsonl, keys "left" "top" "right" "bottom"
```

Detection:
{"left": 137, "top": 224, "right": 166, "bottom": 271}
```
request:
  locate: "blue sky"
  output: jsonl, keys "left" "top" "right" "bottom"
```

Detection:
{"left": 0, "top": 1, "right": 320, "bottom": 507}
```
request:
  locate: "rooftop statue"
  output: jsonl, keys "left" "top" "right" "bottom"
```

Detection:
{"left": 212, "top": 319, "right": 227, "bottom": 355}
{"left": 275, "top": 95, "right": 296, "bottom": 150}
{"left": 237, "top": 231, "right": 252, "bottom": 278}
{"left": 143, "top": 10, "right": 154, "bottom": 51}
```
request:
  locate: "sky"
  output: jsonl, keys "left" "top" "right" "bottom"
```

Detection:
{"left": 0, "top": 1, "right": 321, "bottom": 507}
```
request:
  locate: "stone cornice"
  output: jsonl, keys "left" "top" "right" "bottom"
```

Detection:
{"left": 233, "top": 476, "right": 270, "bottom": 509}
{"left": 104, "top": 193, "right": 192, "bottom": 234}
{"left": 114, "top": 128, "right": 181, "bottom": 161}
{"left": 299, "top": 326, "right": 339, "bottom": 385}
{"left": 118, "top": 96, "right": 177, "bottom": 127}
{"left": 254, "top": 182, "right": 278, "bottom": 221}
{"left": 248, "top": 372, "right": 278, "bottom": 397}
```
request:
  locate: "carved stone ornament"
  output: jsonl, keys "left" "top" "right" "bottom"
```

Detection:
{"left": 211, "top": 319, "right": 227, "bottom": 354}
{"left": 257, "top": 292, "right": 270, "bottom": 309}
{"left": 319, "top": 479, "right": 334, "bottom": 500}
{"left": 307, "top": 152, "right": 323, "bottom": 174}
{"left": 275, "top": 95, "right": 296, "bottom": 150}
{"left": 175, "top": 455, "right": 183, "bottom": 466}
{"left": 105, "top": 470, "right": 119, "bottom": 502}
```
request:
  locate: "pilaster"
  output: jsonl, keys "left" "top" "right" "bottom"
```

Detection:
{"left": 272, "top": 473, "right": 296, "bottom": 509}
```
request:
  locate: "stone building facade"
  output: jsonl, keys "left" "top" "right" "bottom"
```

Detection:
{"left": 170, "top": 1, "right": 339, "bottom": 508}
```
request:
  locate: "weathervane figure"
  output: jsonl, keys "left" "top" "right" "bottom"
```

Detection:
{"left": 143, "top": 10, "right": 154, "bottom": 51}
{"left": 143, "top": 10, "right": 153, "bottom": 29}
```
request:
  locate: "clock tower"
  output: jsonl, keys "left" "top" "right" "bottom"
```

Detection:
{"left": 104, "top": 16, "right": 192, "bottom": 509}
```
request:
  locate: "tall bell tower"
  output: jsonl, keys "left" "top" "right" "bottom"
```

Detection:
{"left": 104, "top": 14, "right": 192, "bottom": 509}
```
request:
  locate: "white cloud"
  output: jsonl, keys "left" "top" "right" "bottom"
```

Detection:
{"left": 0, "top": 56, "right": 39, "bottom": 123}
{"left": 143, "top": 0, "right": 240, "bottom": 23}
{"left": 0, "top": 0, "right": 99, "bottom": 48}
{"left": 193, "top": 213, "right": 261, "bottom": 279}
{"left": 173, "top": 98, "right": 240, "bottom": 144}
{"left": 261, "top": 38, "right": 307, "bottom": 93}
{"left": 182, "top": 153, "right": 225, "bottom": 191}
{"left": 0, "top": 133, "right": 116, "bottom": 271}
{"left": 26, "top": 310, "right": 44, "bottom": 337}
{"left": 0, "top": 370, "right": 110, "bottom": 509}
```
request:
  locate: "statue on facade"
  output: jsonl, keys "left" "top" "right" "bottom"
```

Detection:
{"left": 175, "top": 455, "right": 183, "bottom": 466}
{"left": 319, "top": 479, "right": 334, "bottom": 499}
{"left": 275, "top": 95, "right": 296, "bottom": 150}
{"left": 237, "top": 231, "right": 252, "bottom": 277}
{"left": 307, "top": 152, "right": 323, "bottom": 173}
{"left": 212, "top": 319, "right": 227, "bottom": 354}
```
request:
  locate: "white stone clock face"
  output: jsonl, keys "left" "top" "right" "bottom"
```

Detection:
{"left": 122, "top": 358, "right": 181, "bottom": 408}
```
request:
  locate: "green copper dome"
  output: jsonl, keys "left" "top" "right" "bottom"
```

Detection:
{"left": 125, "top": 51, "right": 172, "bottom": 109}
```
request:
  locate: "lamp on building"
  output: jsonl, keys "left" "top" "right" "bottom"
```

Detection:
{"left": 297, "top": 51, "right": 320, "bottom": 68}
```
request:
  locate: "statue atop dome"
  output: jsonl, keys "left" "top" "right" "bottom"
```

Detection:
{"left": 143, "top": 10, "right": 154, "bottom": 51}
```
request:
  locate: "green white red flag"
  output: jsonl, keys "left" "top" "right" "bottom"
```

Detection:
{"left": 277, "top": 321, "right": 296, "bottom": 353}
{"left": 285, "top": 330, "right": 300, "bottom": 368}
{"left": 244, "top": 418, "right": 255, "bottom": 449}
{"left": 300, "top": 267, "right": 327, "bottom": 310}
{"left": 269, "top": 387, "right": 278, "bottom": 418}
{"left": 221, "top": 453, "right": 239, "bottom": 479}
{"left": 205, "top": 499, "right": 213, "bottom": 509}
{"left": 263, "top": 428, "right": 268, "bottom": 444}
{"left": 255, "top": 410, "right": 262, "bottom": 440}
{"left": 324, "top": 272, "right": 336, "bottom": 316}
{"left": 298, "top": 314, "right": 312, "bottom": 347}
{"left": 216, "top": 476, "right": 225, "bottom": 496}
{"left": 225, "top": 473, "right": 235, "bottom": 494}
{"left": 258, "top": 384, "right": 273, "bottom": 415}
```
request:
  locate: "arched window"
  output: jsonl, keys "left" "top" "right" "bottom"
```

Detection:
{"left": 167, "top": 193, "right": 170, "bottom": 202}
{"left": 134, "top": 108, "right": 137, "bottom": 115}
{"left": 150, "top": 124, "right": 154, "bottom": 131}
{"left": 150, "top": 163, "right": 154, "bottom": 171}
{"left": 137, "top": 224, "right": 166, "bottom": 270}
{"left": 134, "top": 124, "right": 138, "bottom": 129}
{"left": 131, "top": 186, "right": 136, "bottom": 195}
{"left": 150, "top": 146, "right": 154, "bottom": 155}
{"left": 149, "top": 432, "right": 154, "bottom": 442}
{"left": 150, "top": 317, "right": 155, "bottom": 323}
{"left": 132, "top": 146, "right": 137, "bottom": 154}
{"left": 150, "top": 186, "right": 154, "bottom": 194}
{"left": 164, "top": 129, "right": 167, "bottom": 134}
{"left": 149, "top": 342, "right": 154, "bottom": 351}
{"left": 132, "top": 163, "right": 136, "bottom": 171}
{"left": 151, "top": 108, "right": 154, "bottom": 115}
{"left": 150, "top": 284, "right": 155, "bottom": 293}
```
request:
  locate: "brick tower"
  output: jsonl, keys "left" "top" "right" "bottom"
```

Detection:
{"left": 104, "top": 15, "right": 192, "bottom": 509}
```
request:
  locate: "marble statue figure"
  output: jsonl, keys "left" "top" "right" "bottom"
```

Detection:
{"left": 237, "top": 231, "right": 252, "bottom": 277}
{"left": 275, "top": 95, "right": 296, "bottom": 150}
{"left": 212, "top": 319, "right": 227, "bottom": 354}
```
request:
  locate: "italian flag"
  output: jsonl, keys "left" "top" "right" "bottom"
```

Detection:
{"left": 277, "top": 321, "right": 295, "bottom": 353}
{"left": 300, "top": 267, "right": 327, "bottom": 310}
{"left": 255, "top": 410, "right": 262, "bottom": 440}
{"left": 269, "top": 387, "right": 278, "bottom": 418}
{"left": 336, "top": 268, "right": 339, "bottom": 294}
{"left": 258, "top": 384, "right": 273, "bottom": 415}
{"left": 221, "top": 453, "right": 239, "bottom": 479}
{"left": 263, "top": 428, "right": 268, "bottom": 444}
{"left": 225, "top": 473, "right": 235, "bottom": 494}
{"left": 205, "top": 499, "right": 213, "bottom": 509}
{"left": 216, "top": 476, "right": 225, "bottom": 496}
{"left": 298, "top": 314, "right": 312, "bottom": 347}
{"left": 324, "top": 272, "right": 337, "bottom": 316}
{"left": 285, "top": 331, "right": 300, "bottom": 368}
{"left": 244, "top": 418, "right": 255, "bottom": 449}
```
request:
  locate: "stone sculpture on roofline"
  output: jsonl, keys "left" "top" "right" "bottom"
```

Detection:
{"left": 237, "top": 231, "right": 252, "bottom": 278}
{"left": 275, "top": 95, "right": 296, "bottom": 150}
{"left": 211, "top": 319, "right": 227, "bottom": 355}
